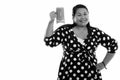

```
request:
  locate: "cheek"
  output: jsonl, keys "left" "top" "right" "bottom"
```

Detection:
{"left": 73, "top": 17, "right": 77, "bottom": 22}
{"left": 86, "top": 15, "right": 89, "bottom": 20}
{"left": 75, "top": 17, "right": 82, "bottom": 22}
{"left": 73, "top": 16, "right": 79, "bottom": 22}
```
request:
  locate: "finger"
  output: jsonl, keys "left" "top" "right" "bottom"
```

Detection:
{"left": 51, "top": 11, "right": 56, "bottom": 15}
{"left": 50, "top": 12, "right": 56, "bottom": 17}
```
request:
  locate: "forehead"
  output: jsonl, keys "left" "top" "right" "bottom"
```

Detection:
{"left": 76, "top": 8, "right": 88, "bottom": 14}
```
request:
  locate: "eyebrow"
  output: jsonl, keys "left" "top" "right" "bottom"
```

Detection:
{"left": 77, "top": 12, "right": 87, "bottom": 14}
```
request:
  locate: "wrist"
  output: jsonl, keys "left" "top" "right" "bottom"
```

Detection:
{"left": 102, "top": 61, "right": 107, "bottom": 69}
{"left": 49, "top": 19, "right": 55, "bottom": 25}
{"left": 50, "top": 19, "right": 55, "bottom": 22}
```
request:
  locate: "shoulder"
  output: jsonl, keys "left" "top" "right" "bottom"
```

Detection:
{"left": 89, "top": 26, "right": 103, "bottom": 33}
{"left": 89, "top": 26, "right": 109, "bottom": 37}
{"left": 89, "top": 26, "right": 99, "bottom": 31}
{"left": 56, "top": 24, "right": 73, "bottom": 31}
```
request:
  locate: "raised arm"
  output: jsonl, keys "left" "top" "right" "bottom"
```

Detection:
{"left": 44, "top": 11, "right": 64, "bottom": 47}
{"left": 45, "top": 11, "right": 56, "bottom": 37}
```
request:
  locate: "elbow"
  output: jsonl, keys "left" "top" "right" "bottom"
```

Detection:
{"left": 44, "top": 37, "right": 55, "bottom": 47}
{"left": 107, "top": 41, "right": 118, "bottom": 54}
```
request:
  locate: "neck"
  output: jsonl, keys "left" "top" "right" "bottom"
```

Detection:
{"left": 75, "top": 25, "right": 87, "bottom": 30}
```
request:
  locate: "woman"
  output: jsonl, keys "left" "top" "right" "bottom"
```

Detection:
{"left": 44, "top": 4, "right": 118, "bottom": 80}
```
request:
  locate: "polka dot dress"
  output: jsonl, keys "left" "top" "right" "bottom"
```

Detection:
{"left": 44, "top": 24, "right": 118, "bottom": 80}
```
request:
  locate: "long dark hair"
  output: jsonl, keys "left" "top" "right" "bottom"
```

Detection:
{"left": 72, "top": 4, "right": 90, "bottom": 28}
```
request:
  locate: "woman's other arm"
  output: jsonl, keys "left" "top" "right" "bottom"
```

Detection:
{"left": 96, "top": 30, "right": 118, "bottom": 70}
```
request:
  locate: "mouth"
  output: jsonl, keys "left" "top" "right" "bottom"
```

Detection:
{"left": 79, "top": 18, "right": 87, "bottom": 22}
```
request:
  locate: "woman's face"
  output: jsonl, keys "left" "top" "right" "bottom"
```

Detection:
{"left": 73, "top": 8, "right": 89, "bottom": 27}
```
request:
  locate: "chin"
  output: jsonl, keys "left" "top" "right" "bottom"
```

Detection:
{"left": 77, "top": 23, "right": 87, "bottom": 27}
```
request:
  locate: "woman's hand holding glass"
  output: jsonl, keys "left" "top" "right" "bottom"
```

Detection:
{"left": 50, "top": 11, "right": 56, "bottom": 21}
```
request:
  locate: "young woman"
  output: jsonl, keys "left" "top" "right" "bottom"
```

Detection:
{"left": 44, "top": 4, "right": 118, "bottom": 80}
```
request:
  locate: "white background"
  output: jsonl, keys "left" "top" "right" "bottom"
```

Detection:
{"left": 0, "top": 0, "right": 120, "bottom": 80}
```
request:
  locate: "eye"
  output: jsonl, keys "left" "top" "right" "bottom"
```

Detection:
{"left": 84, "top": 12, "right": 88, "bottom": 15}
{"left": 84, "top": 13, "right": 87, "bottom": 15}
{"left": 78, "top": 15, "right": 81, "bottom": 16}
{"left": 77, "top": 14, "right": 81, "bottom": 16}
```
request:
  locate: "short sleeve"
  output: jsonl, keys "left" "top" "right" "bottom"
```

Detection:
{"left": 44, "top": 26, "right": 64, "bottom": 47}
{"left": 98, "top": 30, "right": 118, "bottom": 53}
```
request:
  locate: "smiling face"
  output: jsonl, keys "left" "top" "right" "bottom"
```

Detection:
{"left": 73, "top": 8, "right": 89, "bottom": 27}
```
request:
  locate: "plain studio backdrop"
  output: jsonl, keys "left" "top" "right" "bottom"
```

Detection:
{"left": 0, "top": 0, "right": 120, "bottom": 80}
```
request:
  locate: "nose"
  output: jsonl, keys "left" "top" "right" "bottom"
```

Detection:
{"left": 81, "top": 15, "right": 85, "bottom": 19}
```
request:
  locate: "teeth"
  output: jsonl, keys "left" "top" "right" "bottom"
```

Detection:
{"left": 80, "top": 20, "right": 86, "bottom": 22}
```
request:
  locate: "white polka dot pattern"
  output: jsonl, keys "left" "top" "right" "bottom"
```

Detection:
{"left": 44, "top": 24, "right": 118, "bottom": 80}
